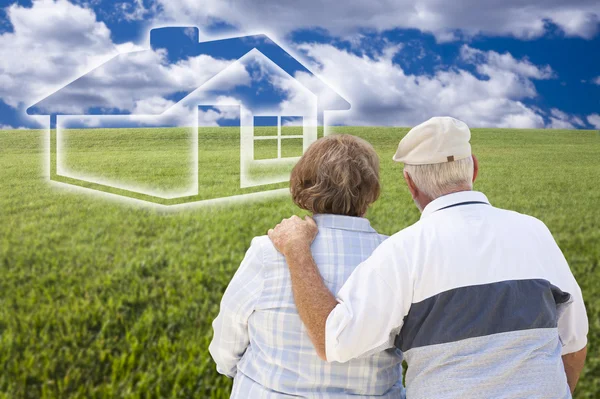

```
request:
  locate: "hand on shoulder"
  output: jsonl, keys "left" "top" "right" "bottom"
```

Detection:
{"left": 268, "top": 215, "right": 318, "bottom": 256}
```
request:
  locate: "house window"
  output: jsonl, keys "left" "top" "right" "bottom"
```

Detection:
{"left": 254, "top": 116, "right": 303, "bottom": 160}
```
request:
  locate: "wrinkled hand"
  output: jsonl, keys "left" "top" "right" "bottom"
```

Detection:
{"left": 268, "top": 215, "right": 318, "bottom": 256}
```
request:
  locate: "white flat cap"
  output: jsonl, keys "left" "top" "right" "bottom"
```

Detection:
{"left": 393, "top": 116, "right": 472, "bottom": 165}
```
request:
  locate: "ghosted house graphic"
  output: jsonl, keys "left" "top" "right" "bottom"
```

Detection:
{"left": 27, "top": 26, "right": 350, "bottom": 205}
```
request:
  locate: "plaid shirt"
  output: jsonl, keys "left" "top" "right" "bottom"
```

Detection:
{"left": 209, "top": 214, "right": 405, "bottom": 398}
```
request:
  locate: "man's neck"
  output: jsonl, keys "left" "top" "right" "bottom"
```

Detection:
{"left": 417, "top": 187, "right": 473, "bottom": 213}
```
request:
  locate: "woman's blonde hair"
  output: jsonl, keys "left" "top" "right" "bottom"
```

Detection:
{"left": 290, "top": 134, "right": 380, "bottom": 217}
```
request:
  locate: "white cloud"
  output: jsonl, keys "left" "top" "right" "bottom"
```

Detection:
{"left": 167, "top": 54, "right": 250, "bottom": 91}
{"left": 197, "top": 108, "right": 223, "bottom": 126}
{"left": 572, "top": 116, "right": 585, "bottom": 126}
{"left": 547, "top": 108, "right": 586, "bottom": 129}
{"left": 153, "top": 0, "right": 600, "bottom": 42}
{"left": 0, "top": 124, "right": 26, "bottom": 130}
{"left": 0, "top": 1, "right": 252, "bottom": 123}
{"left": 587, "top": 113, "right": 600, "bottom": 129}
{"left": 116, "top": 0, "right": 157, "bottom": 22}
{"left": 547, "top": 118, "right": 575, "bottom": 130}
{"left": 460, "top": 46, "right": 554, "bottom": 80}
{"left": 293, "top": 43, "right": 555, "bottom": 128}
{"left": 0, "top": 0, "right": 121, "bottom": 109}
{"left": 31, "top": 46, "right": 251, "bottom": 115}
{"left": 545, "top": 8, "right": 600, "bottom": 39}
{"left": 131, "top": 96, "right": 176, "bottom": 114}
{"left": 0, "top": 0, "right": 593, "bottom": 131}
{"left": 593, "top": 76, "right": 600, "bottom": 85}
{"left": 197, "top": 105, "right": 241, "bottom": 126}
{"left": 38, "top": 48, "right": 308, "bottom": 128}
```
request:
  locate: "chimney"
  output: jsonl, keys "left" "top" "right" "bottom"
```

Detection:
{"left": 150, "top": 27, "right": 199, "bottom": 60}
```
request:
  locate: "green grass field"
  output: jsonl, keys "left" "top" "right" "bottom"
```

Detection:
{"left": 1, "top": 127, "right": 599, "bottom": 398}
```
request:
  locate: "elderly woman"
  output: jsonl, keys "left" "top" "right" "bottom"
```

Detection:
{"left": 209, "top": 134, "right": 404, "bottom": 398}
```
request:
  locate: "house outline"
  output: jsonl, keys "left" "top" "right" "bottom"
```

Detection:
{"left": 27, "top": 26, "right": 350, "bottom": 206}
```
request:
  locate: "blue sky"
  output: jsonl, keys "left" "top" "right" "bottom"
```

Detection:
{"left": 0, "top": 0, "right": 599, "bottom": 129}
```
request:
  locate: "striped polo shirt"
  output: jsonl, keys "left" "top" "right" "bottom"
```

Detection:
{"left": 325, "top": 191, "right": 588, "bottom": 399}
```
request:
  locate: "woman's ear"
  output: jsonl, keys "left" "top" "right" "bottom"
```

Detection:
{"left": 472, "top": 155, "right": 479, "bottom": 183}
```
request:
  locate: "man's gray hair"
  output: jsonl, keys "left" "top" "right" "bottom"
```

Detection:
{"left": 404, "top": 157, "right": 474, "bottom": 200}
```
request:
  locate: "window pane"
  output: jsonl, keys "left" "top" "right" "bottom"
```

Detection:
{"left": 254, "top": 116, "right": 278, "bottom": 136}
{"left": 254, "top": 138, "right": 278, "bottom": 160}
{"left": 281, "top": 116, "right": 303, "bottom": 136}
{"left": 281, "top": 138, "right": 303, "bottom": 158}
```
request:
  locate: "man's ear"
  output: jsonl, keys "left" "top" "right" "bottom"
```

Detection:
{"left": 472, "top": 155, "right": 479, "bottom": 183}
{"left": 404, "top": 170, "right": 418, "bottom": 198}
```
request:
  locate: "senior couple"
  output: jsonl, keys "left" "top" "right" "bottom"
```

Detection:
{"left": 209, "top": 117, "right": 588, "bottom": 399}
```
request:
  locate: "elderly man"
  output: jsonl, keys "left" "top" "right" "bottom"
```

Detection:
{"left": 268, "top": 117, "right": 588, "bottom": 399}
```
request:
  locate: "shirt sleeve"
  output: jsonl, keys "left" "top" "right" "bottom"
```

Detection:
{"left": 325, "top": 237, "right": 413, "bottom": 363}
{"left": 539, "top": 223, "right": 588, "bottom": 355}
{"left": 557, "top": 279, "right": 588, "bottom": 355}
{"left": 208, "top": 237, "right": 264, "bottom": 377}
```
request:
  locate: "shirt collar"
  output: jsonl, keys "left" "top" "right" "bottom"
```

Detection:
{"left": 420, "top": 191, "right": 491, "bottom": 220}
{"left": 312, "top": 214, "right": 377, "bottom": 233}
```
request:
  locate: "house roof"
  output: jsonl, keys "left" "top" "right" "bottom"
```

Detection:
{"left": 27, "top": 27, "right": 350, "bottom": 116}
